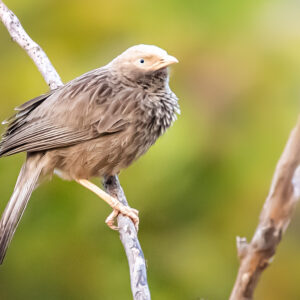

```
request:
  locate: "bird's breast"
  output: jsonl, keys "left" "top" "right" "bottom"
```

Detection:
{"left": 136, "top": 90, "right": 179, "bottom": 137}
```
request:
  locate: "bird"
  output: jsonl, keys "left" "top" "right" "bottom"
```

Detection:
{"left": 0, "top": 44, "right": 180, "bottom": 264}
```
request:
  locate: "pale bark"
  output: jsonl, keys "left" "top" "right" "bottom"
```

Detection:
{"left": 230, "top": 116, "right": 300, "bottom": 299}
{"left": 0, "top": 1, "right": 150, "bottom": 299}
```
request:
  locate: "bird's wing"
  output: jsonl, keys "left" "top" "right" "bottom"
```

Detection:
{"left": 0, "top": 68, "right": 134, "bottom": 157}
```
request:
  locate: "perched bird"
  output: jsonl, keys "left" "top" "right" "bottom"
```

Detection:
{"left": 0, "top": 44, "right": 180, "bottom": 264}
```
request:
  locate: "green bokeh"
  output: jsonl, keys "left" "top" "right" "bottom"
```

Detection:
{"left": 1, "top": 0, "right": 300, "bottom": 299}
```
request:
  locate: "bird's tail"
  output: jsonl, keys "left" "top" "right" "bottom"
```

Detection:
{"left": 0, "top": 154, "right": 45, "bottom": 264}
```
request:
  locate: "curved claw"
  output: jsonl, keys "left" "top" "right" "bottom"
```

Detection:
{"left": 105, "top": 206, "right": 139, "bottom": 232}
{"left": 105, "top": 209, "right": 119, "bottom": 230}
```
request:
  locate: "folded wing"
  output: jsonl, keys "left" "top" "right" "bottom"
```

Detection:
{"left": 0, "top": 68, "right": 132, "bottom": 157}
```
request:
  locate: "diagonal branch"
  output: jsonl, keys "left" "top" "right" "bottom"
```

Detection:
{"left": 0, "top": 1, "right": 150, "bottom": 299}
{"left": 0, "top": 1, "right": 62, "bottom": 89}
{"left": 230, "top": 116, "right": 300, "bottom": 300}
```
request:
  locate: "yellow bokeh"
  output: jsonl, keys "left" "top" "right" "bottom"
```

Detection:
{"left": 1, "top": 0, "right": 300, "bottom": 299}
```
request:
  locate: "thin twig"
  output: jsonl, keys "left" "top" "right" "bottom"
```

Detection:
{"left": 230, "top": 116, "right": 300, "bottom": 300}
{"left": 0, "top": 1, "right": 62, "bottom": 89}
{"left": 103, "top": 176, "right": 151, "bottom": 300}
{"left": 0, "top": 1, "right": 150, "bottom": 299}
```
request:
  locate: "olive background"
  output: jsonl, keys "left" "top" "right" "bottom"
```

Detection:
{"left": 1, "top": 0, "right": 300, "bottom": 299}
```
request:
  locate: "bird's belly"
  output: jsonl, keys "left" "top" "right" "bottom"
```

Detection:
{"left": 52, "top": 129, "right": 156, "bottom": 180}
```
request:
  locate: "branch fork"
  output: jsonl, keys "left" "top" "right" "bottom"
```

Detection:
{"left": 230, "top": 117, "right": 300, "bottom": 300}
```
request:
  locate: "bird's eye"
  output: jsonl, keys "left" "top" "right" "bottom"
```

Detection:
{"left": 139, "top": 59, "right": 145, "bottom": 64}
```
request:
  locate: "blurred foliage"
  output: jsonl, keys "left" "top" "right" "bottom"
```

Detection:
{"left": 1, "top": 0, "right": 300, "bottom": 299}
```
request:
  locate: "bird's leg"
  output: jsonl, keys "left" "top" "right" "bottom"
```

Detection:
{"left": 76, "top": 179, "right": 139, "bottom": 231}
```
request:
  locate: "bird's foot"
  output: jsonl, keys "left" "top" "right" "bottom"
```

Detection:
{"left": 105, "top": 204, "right": 139, "bottom": 231}
{"left": 75, "top": 179, "right": 139, "bottom": 231}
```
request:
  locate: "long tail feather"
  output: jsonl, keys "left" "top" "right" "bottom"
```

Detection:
{"left": 0, "top": 155, "right": 44, "bottom": 264}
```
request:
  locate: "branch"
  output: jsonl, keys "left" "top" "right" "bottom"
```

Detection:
{"left": 230, "top": 116, "right": 300, "bottom": 300}
{"left": 0, "top": 1, "right": 150, "bottom": 299}
{"left": 103, "top": 176, "right": 151, "bottom": 300}
{"left": 0, "top": 1, "right": 62, "bottom": 89}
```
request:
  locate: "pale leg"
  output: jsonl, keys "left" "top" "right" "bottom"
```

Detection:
{"left": 76, "top": 179, "right": 139, "bottom": 231}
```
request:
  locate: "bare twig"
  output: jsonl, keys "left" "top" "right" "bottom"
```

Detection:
{"left": 103, "top": 176, "right": 151, "bottom": 300}
{"left": 230, "top": 116, "right": 300, "bottom": 300}
{"left": 0, "top": 1, "right": 150, "bottom": 299}
{"left": 0, "top": 1, "right": 62, "bottom": 89}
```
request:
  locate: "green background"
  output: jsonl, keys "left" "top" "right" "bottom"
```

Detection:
{"left": 1, "top": 0, "right": 300, "bottom": 299}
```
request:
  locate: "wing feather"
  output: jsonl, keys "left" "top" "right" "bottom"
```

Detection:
{"left": 0, "top": 68, "right": 132, "bottom": 157}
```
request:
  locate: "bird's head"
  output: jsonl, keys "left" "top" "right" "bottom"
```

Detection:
{"left": 109, "top": 44, "right": 178, "bottom": 82}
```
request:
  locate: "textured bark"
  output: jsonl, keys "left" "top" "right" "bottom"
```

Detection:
{"left": 103, "top": 176, "right": 151, "bottom": 300}
{"left": 0, "top": 1, "right": 150, "bottom": 299}
{"left": 0, "top": 1, "right": 62, "bottom": 89}
{"left": 230, "top": 116, "right": 300, "bottom": 300}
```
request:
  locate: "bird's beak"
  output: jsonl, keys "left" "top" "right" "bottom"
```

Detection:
{"left": 164, "top": 55, "right": 179, "bottom": 66}
{"left": 153, "top": 54, "right": 179, "bottom": 71}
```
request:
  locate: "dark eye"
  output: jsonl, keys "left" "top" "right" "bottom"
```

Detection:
{"left": 139, "top": 59, "right": 145, "bottom": 64}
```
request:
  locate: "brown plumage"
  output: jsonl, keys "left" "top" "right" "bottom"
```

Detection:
{"left": 0, "top": 44, "right": 180, "bottom": 263}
